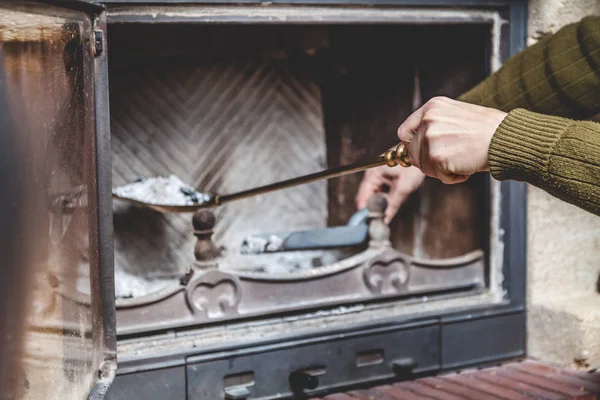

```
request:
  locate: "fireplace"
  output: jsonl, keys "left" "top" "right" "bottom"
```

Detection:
{"left": 99, "top": 4, "right": 527, "bottom": 399}
{"left": 105, "top": 19, "right": 497, "bottom": 335}
{"left": 0, "top": 1, "right": 528, "bottom": 399}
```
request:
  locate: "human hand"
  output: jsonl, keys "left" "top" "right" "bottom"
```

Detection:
{"left": 356, "top": 164, "right": 425, "bottom": 224}
{"left": 397, "top": 96, "right": 507, "bottom": 184}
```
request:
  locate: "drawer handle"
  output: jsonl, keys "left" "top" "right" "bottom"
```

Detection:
{"left": 391, "top": 357, "right": 417, "bottom": 375}
{"left": 289, "top": 370, "right": 319, "bottom": 392}
{"left": 224, "top": 386, "right": 251, "bottom": 400}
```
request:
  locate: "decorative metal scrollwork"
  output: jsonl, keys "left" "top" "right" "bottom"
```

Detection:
{"left": 363, "top": 251, "right": 410, "bottom": 294}
{"left": 185, "top": 270, "right": 242, "bottom": 318}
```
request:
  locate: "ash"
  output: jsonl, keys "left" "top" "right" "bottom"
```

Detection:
{"left": 113, "top": 175, "right": 211, "bottom": 206}
{"left": 240, "top": 235, "right": 285, "bottom": 254}
{"left": 113, "top": 269, "right": 176, "bottom": 299}
{"left": 77, "top": 267, "right": 176, "bottom": 299}
{"left": 222, "top": 249, "right": 347, "bottom": 275}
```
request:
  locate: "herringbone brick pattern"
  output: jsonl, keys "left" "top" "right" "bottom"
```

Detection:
{"left": 110, "top": 60, "right": 327, "bottom": 277}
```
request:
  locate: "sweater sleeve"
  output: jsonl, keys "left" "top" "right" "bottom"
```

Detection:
{"left": 458, "top": 16, "right": 600, "bottom": 118}
{"left": 489, "top": 109, "right": 600, "bottom": 215}
{"left": 458, "top": 16, "right": 600, "bottom": 215}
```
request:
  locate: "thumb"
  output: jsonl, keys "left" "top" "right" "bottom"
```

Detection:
{"left": 397, "top": 105, "right": 425, "bottom": 170}
{"left": 356, "top": 178, "right": 379, "bottom": 210}
{"left": 397, "top": 105, "right": 425, "bottom": 145}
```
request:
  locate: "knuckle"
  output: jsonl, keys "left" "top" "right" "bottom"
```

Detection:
{"left": 429, "top": 149, "right": 446, "bottom": 165}
{"left": 397, "top": 126, "right": 409, "bottom": 141}
{"left": 428, "top": 96, "right": 447, "bottom": 107}
{"left": 398, "top": 132, "right": 410, "bottom": 143}
{"left": 421, "top": 110, "right": 435, "bottom": 124}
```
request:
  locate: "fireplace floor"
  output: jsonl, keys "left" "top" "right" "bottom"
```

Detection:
{"left": 314, "top": 360, "right": 600, "bottom": 400}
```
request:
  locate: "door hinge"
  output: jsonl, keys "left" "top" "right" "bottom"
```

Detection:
{"left": 93, "top": 30, "right": 104, "bottom": 56}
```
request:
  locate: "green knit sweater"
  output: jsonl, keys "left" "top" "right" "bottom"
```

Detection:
{"left": 458, "top": 16, "right": 600, "bottom": 215}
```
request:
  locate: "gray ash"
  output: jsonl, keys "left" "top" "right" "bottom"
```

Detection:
{"left": 222, "top": 250, "right": 347, "bottom": 275}
{"left": 77, "top": 268, "right": 176, "bottom": 299}
{"left": 113, "top": 175, "right": 211, "bottom": 206}
{"left": 240, "top": 235, "right": 285, "bottom": 255}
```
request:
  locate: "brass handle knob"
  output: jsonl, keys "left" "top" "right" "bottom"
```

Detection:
{"left": 383, "top": 143, "right": 411, "bottom": 168}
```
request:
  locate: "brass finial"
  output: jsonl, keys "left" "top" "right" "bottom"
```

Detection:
{"left": 383, "top": 143, "right": 411, "bottom": 168}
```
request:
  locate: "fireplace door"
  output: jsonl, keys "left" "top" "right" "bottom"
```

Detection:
{"left": 0, "top": 1, "right": 116, "bottom": 399}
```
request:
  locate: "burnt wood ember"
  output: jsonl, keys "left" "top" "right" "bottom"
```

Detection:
{"left": 313, "top": 361, "right": 600, "bottom": 400}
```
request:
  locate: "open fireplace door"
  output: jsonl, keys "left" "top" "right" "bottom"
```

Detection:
{"left": 0, "top": 1, "right": 116, "bottom": 399}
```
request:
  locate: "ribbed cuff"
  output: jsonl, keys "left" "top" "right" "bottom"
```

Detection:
{"left": 488, "top": 108, "right": 573, "bottom": 184}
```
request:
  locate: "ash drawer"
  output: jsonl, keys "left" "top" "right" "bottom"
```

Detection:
{"left": 186, "top": 322, "right": 440, "bottom": 399}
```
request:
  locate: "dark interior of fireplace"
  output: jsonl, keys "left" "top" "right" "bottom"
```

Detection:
{"left": 106, "top": 22, "right": 491, "bottom": 311}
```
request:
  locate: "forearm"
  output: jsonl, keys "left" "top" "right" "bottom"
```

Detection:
{"left": 458, "top": 16, "right": 600, "bottom": 119}
{"left": 489, "top": 109, "right": 600, "bottom": 215}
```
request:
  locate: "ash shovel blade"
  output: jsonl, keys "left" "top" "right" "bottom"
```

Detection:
{"left": 111, "top": 175, "right": 217, "bottom": 213}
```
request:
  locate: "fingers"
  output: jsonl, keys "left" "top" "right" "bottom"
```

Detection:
{"left": 396, "top": 97, "right": 478, "bottom": 183}
{"left": 384, "top": 183, "right": 409, "bottom": 224}
{"left": 385, "top": 166, "right": 427, "bottom": 223}
{"left": 397, "top": 104, "right": 425, "bottom": 169}
{"left": 355, "top": 168, "right": 391, "bottom": 209}
{"left": 355, "top": 179, "right": 377, "bottom": 210}
{"left": 439, "top": 173, "right": 469, "bottom": 185}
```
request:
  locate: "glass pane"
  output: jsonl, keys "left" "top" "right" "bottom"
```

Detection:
{"left": 0, "top": 4, "right": 98, "bottom": 399}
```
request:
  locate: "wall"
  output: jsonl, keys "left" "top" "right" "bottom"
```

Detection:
{"left": 526, "top": 0, "right": 600, "bottom": 369}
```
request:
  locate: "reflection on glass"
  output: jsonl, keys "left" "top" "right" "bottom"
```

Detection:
{"left": 0, "top": 4, "right": 97, "bottom": 399}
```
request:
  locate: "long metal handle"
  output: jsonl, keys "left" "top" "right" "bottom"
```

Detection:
{"left": 213, "top": 143, "right": 410, "bottom": 206}
{"left": 112, "top": 144, "right": 410, "bottom": 213}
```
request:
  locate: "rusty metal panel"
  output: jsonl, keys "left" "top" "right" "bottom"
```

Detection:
{"left": 113, "top": 247, "right": 485, "bottom": 334}
{"left": 110, "top": 60, "right": 327, "bottom": 278}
